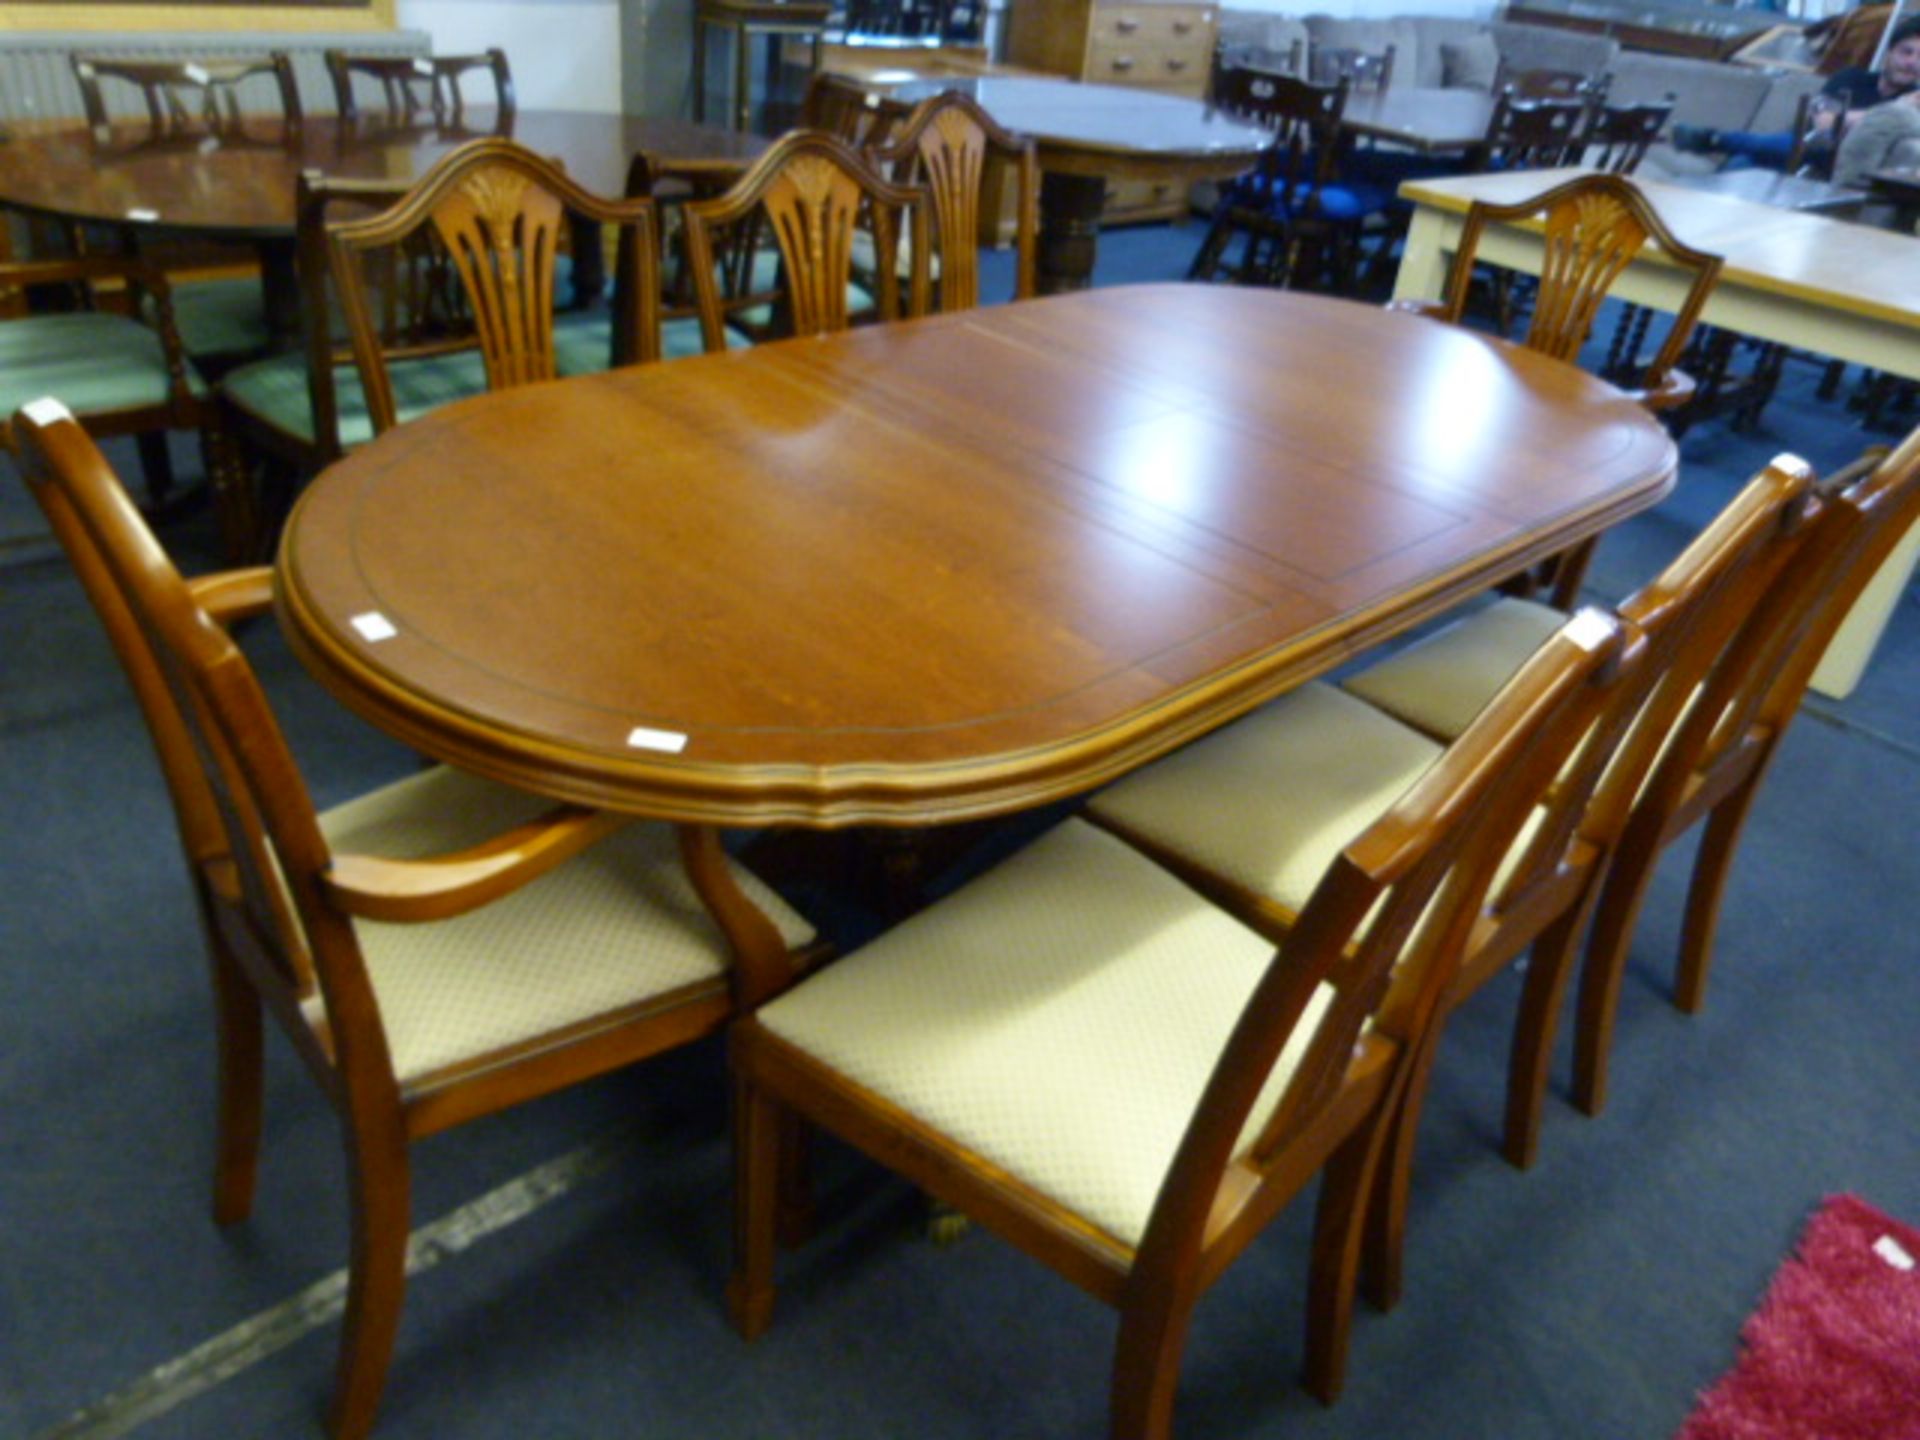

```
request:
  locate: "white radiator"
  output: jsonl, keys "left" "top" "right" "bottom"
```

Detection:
{"left": 0, "top": 29, "right": 432, "bottom": 123}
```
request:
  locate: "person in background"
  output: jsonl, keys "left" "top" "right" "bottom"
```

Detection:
{"left": 1672, "top": 13, "right": 1920, "bottom": 169}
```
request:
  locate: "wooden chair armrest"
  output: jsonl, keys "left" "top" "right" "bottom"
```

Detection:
{"left": 322, "top": 806, "right": 629, "bottom": 923}
{"left": 1384, "top": 297, "right": 1447, "bottom": 321}
{"left": 1622, "top": 366, "right": 1696, "bottom": 414}
{"left": 187, "top": 567, "right": 276, "bottom": 624}
{"left": 1823, "top": 445, "right": 1891, "bottom": 493}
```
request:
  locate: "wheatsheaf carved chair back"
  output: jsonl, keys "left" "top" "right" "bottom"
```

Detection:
{"left": 681, "top": 129, "right": 928, "bottom": 352}
{"left": 871, "top": 89, "right": 1038, "bottom": 312}
{"left": 13, "top": 400, "right": 819, "bottom": 1440}
{"left": 729, "top": 604, "right": 1642, "bottom": 1438}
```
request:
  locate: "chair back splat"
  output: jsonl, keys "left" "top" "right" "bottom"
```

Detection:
{"left": 871, "top": 89, "right": 1038, "bottom": 312}
{"left": 13, "top": 401, "right": 818, "bottom": 1440}
{"left": 681, "top": 129, "right": 927, "bottom": 352}
{"left": 728, "top": 584, "right": 1647, "bottom": 1434}
{"left": 72, "top": 53, "right": 303, "bottom": 139}
{"left": 325, "top": 48, "right": 515, "bottom": 124}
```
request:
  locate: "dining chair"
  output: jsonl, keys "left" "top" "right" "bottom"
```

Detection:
{"left": 681, "top": 129, "right": 927, "bottom": 353}
{"left": 325, "top": 48, "right": 515, "bottom": 124}
{"left": 730, "top": 608, "right": 1642, "bottom": 1438}
{"left": 1086, "top": 456, "right": 1820, "bottom": 1316}
{"left": 71, "top": 53, "right": 303, "bottom": 139}
{"left": 1187, "top": 67, "right": 1387, "bottom": 293}
{"left": 797, "top": 70, "right": 909, "bottom": 149}
{"left": 0, "top": 246, "right": 210, "bottom": 511}
{"left": 1583, "top": 97, "right": 1674, "bottom": 174}
{"left": 1339, "top": 434, "right": 1920, "bottom": 1120}
{"left": 1471, "top": 91, "right": 1592, "bottom": 173}
{"left": 69, "top": 53, "right": 305, "bottom": 375}
{"left": 869, "top": 89, "right": 1038, "bottom": 312}
{"left": 216, "top": 137, "right": 660, "bottom": 557}
{"left": 13, "top": 398, "right": 822, "bottom": 1440}
{"left": 1487, "top": 63, "right": 1607, "bottom": 104}
{"left": 1391, "top": 172, "right": 1723, "bottom": 605}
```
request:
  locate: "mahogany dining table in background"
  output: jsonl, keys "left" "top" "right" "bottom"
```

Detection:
{"left": 276, "top": 284, "right": 1676, "bottom": 830}
{"left": 0, "top": 110, "right": 767, "bottom": 346}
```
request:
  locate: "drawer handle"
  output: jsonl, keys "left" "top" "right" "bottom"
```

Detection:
{"left": 1114, "top": 17, "right": 1140, "bottom": 32}
{"left": 1109, "top": 55, "right": 1136, "bottom": 71}
{"left": 1166, "top": 57, "right": 1188, "bottom": 71}
{"left": 1172, "top": 19, "right": 1193, "bottom": 33}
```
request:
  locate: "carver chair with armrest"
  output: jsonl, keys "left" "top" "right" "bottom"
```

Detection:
{"left": 217, "top": 138, "right": 659, "bottom": 558}
{"left": 1188, "top": 67, "right": 1386, "bottom": 293}
{"left": 1391, "top": 172, "right": 1723, "bottom": 606}
{"left": 1087, "top": 456, "right": 1820, "bottom": 1315}
{"left": 681, "top": 129, "right": 927, "bottom": 353}
{"left": 868, "top": 89, "right": 1037, "bottom": 313}
{"left": 325, "top": 48, "right": 515, "bottom": 124}
{"left": 13, "top": 399, "right": 822, "bottom": 1440}
{"left": 730, "top": 607, "right": 1641, "bottom": 1437}
{"left": 70, "top": 53, "right": 305, "bottom": 378}
{"left": 0, "top": 250, "right": 210, "bottom": 509}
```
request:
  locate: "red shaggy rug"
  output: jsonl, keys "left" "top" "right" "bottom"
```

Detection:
{"left": 1677, "top": 1194, "right": 1920, "bottom": 1440}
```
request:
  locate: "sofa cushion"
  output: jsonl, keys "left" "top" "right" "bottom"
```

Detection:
{"left": 1605, "top": 53, "right": 1771, "bottom": 133}
{"left": 1218, "top": 12, "right": 1310, "bottom": 69}
{"left": 1441, "top": 33, "right": 1502, "bottom": 90}
{"left": 1835, "top": 103, "right": 1920, "bottom": 187}
{"left": 1303, "top": 15, "right": 1420, "bottom": 82}
{"left": 1489, "top": 21, "right": 1618, "bottom": 80}
{"left": 1748, "top": 69, "right": 1825, "bottom": 133}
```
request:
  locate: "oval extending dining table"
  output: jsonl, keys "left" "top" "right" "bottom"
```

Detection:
{"left": 276, "top": 284, "right": 1676, "bottom": 830}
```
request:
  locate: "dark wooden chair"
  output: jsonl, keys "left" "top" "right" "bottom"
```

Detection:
{"left": 1092, "top": 455, "right": 1818, "bottom": 1318}
{"left": 1309, "top": 40, "right": 1395, "bottom": 92}
{"left": 1584, "top": 97, "right": 1673, "bottom": 174}
{"left": 71, "top": 53, "right": 303, "bottom": 139}
{"left": 0, "top": 247, "right": 209, "bottom": 511}
{"left": 797, "top": 69, "right": 910, "bottom": 148}
{"left": 1488, "top": 63, "right": 1607, "bottom": 104}
{"left": 325, "top": 48, "right": 515, "bottom": 123}
{"left": 217, "top": 138, "right": 659, "bottom": 557}
{"left": 1188, "top": 67, "right": 1386, "bottom": 293}
{"left": 869, "top": 89, "right": 1038, "bottom": 312}
{"left": 730, "top": 607, "right": 1641, "bottom": 1437}
{"left": 13, "top": 399, "right": 822, "bottom": 1440}
{"left": 681, "top": 129, "right": 927, "bottom": 353}
{"left": 69, "top": 53, "right": 304, "bottom": 379}
{"left": 1473, "top": 90, "right": 1592, "bottom": 172}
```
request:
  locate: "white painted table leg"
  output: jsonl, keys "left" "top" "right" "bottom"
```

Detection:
{"left": 1393, "top": 205, "right": 1456, "bottom": 304}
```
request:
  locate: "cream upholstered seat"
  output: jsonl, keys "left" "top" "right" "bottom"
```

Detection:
{"left": 1080, "top": 457, "right": 1823, "bottom": 1323}
{"left": 759, "top": 818, "right": 1334, "bottom": 1248}
{"left": 1087, "top": 682, "right": 1440, "bottom": 921}
{"left": 1340, "top": 597, "right": 1565, "bottom": 741}
{"left": 731, "top": 607, "right": 1647, "bottom": 1440}
{"left": 317, "top": 767, "right": 812, "bottom": 1087}
{"left": 14, "top": 401, "right": 817, "bottom": 1440}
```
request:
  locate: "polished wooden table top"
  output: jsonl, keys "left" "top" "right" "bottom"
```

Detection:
{"left": 277, "top": 284, "right": 1676, "bottom": 827}
{"left": 0, "top": 110, "right": 765, "bottom": 238}
{"left": 884, "top": 76, "right": 1269, "bottom": 180}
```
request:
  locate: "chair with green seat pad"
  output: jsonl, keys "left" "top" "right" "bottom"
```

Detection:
{"left": 216, "top": 138, "right": 661, "bottom": 558}
{"left": 0, "top": 250, "right": 211, "bottom": 511}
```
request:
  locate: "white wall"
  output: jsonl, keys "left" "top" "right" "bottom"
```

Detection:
{"left": 1222, "top": 0, "right": 1495, "bottom": 17}
{"left": 397, "top": 0, "right": 622, "bottom": 112}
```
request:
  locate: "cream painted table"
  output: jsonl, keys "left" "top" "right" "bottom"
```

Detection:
{"left": 1393, "top": 166, "right": 1920, "bottom": 698}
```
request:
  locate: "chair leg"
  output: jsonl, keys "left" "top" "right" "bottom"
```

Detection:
{"left": 329, "top": 1123, "right": 412, "bottom": 1440}
{"left": 1109, "top": 1276, "right": 1200, "bottom": 1440}
{"left": 727, "top": 1069, "right": 783, "bottom": 1341}
{"left": 1186, "top": 210, "right": 1234, "bottom": 282}
{"left": 1503, "top": 891, "right": 1599, "bottom": 1171}
{"left": 1303, "top": 1096, "right": 1396, "bottom": 1406}
{"left": 1674, "top": 775, "right": 1765, "bottom": 1015}
{"left": 204, "top": 920, "right": 264, "bottom": 1227}
{"left": 1360, "top": 1025, "right": 1442, "bottom": 1315}
{"left": 775, "top": 1109, "right": 815, "bottom": 1249}
{"left": 1571, "top": 837, "right": 1664, "bottom": 1117}
{"left": 136, "top": 430, "right": 176, "bottom": 509}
